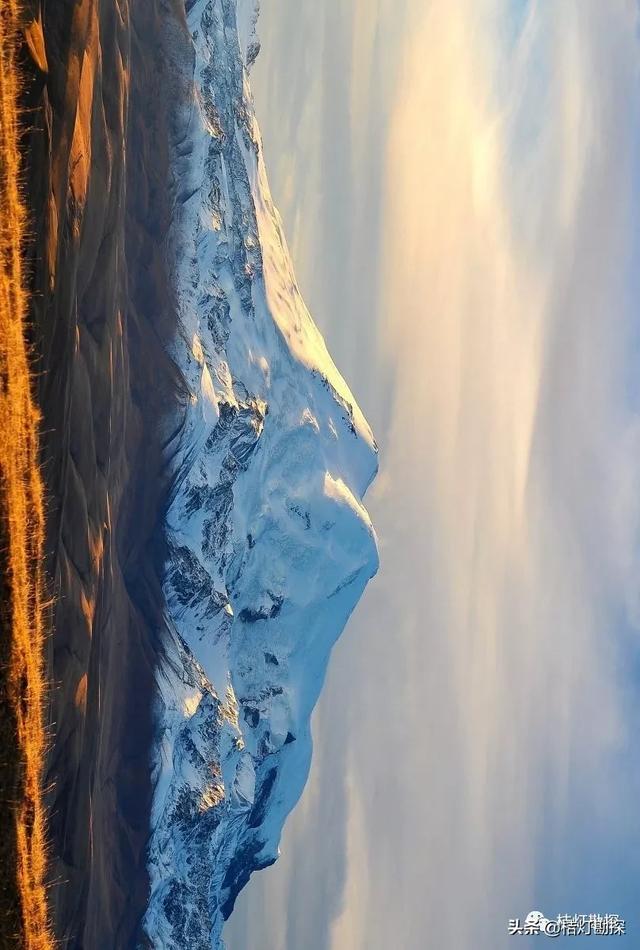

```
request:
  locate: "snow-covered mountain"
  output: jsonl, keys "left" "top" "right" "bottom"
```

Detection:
{"left": 142, "top": 1, "right": 378, "bottom": 946}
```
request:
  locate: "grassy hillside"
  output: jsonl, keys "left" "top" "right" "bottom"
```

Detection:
{"left": 0, "top": 4, "right": 51, "bottom": 947}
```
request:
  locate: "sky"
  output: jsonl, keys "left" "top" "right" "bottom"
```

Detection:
{"left": 226, "top": 1, "right": 640, "bottom": 947}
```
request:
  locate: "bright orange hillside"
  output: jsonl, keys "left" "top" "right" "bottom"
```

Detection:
{"left": 0, "top": 3, "right": 51, "bottom": 947}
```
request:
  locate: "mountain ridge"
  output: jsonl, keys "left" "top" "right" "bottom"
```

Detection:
{"left": 143, "top": 1, "right": 378, "bottom": 946}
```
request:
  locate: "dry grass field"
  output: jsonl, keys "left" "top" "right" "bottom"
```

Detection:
{"left": 0, "top": 4, "right": 51, "bottom": 947}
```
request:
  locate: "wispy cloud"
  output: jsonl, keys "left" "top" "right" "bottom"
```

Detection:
{"left": 227, "top": 2, "right": 640, "bottom": 948}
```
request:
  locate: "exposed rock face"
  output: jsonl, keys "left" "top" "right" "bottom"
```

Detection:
{"left": 143, "top": 2, "right": 378, "bottom": 947}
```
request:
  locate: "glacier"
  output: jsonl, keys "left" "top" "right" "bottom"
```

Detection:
{"left": 142, "top": 1, "right": 378, "bottom": 946}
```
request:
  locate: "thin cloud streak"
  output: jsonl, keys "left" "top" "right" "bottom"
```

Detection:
{"left": 227, "top": 2, "right": 640, "bottom": 948}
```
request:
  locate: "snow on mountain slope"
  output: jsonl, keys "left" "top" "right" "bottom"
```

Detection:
{"left": 142, "top": 2, "right": 378, "bottom": 947}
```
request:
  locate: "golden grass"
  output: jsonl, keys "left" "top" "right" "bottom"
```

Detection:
{"left": 0, "top": 3, "right": 52, "bottom": 947}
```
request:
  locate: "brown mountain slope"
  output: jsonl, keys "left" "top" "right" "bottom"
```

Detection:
{"left": 18, "top": 0, "right": 187, "bottom": 945}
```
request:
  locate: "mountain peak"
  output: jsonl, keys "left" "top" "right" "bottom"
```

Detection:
{"left": 143, "top": 2, "right": 377, "bottom": 946}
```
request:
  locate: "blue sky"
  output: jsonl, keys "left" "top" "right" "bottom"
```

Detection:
{"left": 226, "top": 2, "right": 640, "bottom": 947}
